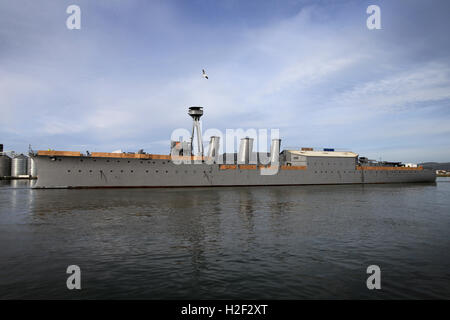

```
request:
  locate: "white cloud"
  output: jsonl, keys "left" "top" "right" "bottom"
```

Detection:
{"left": 336, "top": 63, "right": 450, "bottom": 108}
{"left": 1, "top": 1, "right": 450, "bottom": 161}
{"left": 313, "top": 63, "right": 450, "bottom": 126}
{"left": 263, "top": 57, "right": 356, "bottom": 95}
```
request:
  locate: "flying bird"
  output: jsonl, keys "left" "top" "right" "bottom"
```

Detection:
{"left": 202, "top": 69, "right": 209, "bottom": 79}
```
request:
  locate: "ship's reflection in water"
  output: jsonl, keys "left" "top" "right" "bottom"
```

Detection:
{"left": 0, "top": 179, "right": 449, "bottom": 299}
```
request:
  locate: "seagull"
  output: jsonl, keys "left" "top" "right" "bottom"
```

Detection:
{"left": 202, "top": 69, "right": 209, "bottom": 79}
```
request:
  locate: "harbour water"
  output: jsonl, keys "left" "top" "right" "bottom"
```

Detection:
{"left": 0, "top": 179, "right": 449, "bottom": 299}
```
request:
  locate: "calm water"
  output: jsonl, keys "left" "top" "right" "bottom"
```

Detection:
{"left": 0, "top": 179, "right": 449, "bottom": 299}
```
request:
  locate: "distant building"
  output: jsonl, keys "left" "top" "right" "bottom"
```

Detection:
{"left": 405, "top": 163, "right": 418, "bottom": 168}
{"left": 436, "top": 170, "right": 450, "bottom": 177}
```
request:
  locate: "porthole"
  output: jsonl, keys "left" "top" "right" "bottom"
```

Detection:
{"left": 131, "top": 170, "right": 134, "bottom": 173}
{"left": 67, "top": 170, "right": 71, "bottom": 173}
{"left": 146, "top": 170, "right": 149, "bottom": 173}
{"left": 78, "top": 170, "right": 82, "bottom": 172}
{"left": 165, "top": 170, "right": 168, "bottom": 173}
{"left": 110, "top": 170, "right": 113, "bottom": 173}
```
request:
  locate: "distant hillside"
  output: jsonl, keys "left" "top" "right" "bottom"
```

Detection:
{"left": 419, "top": 162, "right": 450, "bottom": 171}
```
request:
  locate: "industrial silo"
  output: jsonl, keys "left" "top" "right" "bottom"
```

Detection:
{"left": 11, "top": 154, "right": 28, "bottom": 177}
{"left": 27, "top": 157, "right": 37, "bottom": 178}
{"left": 0, "top": 154, "right": 12, "bottom": 178}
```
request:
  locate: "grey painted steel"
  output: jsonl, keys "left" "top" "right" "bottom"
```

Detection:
{"left": 11, "top": 154, "right": 28, "bottom": 177}
{"left": 30, "top": 105, "right": 436, "bottom": 188}
{"left": 0, "top": 154, "right": 12, "bottom": 177}
{"left": 32, "top": 155, "right": 436, "bottom": 188}
{"left": 238, "top": 137, "right": 254, "bottom": 164}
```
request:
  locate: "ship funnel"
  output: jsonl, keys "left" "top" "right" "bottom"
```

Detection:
{"left": 207, "top": 136, "right": 220, "bottom": 160}
{"left": 188, "top": 106, "right": 204, "bottom": 157}
{"left": 238, "top": 137, "right": 254, "bottom": 164}
{"left": 270, "top": 139, "right": 281, "bottom": 165}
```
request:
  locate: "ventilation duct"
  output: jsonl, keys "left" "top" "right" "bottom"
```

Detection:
{"left": 207, "top": 136, "right": 220, "bottom": 160}
{"left": 238, "top": 137, "right": 254, "bottom": 164}
{"left": 270, "top": 139, "right": 281, "bottom": 165}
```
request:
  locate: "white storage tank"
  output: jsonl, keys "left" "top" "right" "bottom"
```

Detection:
{"left": 11, "top": 154, "right": 28, "bottom": 177}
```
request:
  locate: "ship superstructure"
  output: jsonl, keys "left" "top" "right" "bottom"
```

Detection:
{"left": 32, "top": 107, "right": 435, "bottom": 188}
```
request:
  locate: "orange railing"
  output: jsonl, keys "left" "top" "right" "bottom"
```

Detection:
{"left": 357, "top": 166, "right": 423, "bottom": 171}
{"left": 219, "top": 165, "right": 237, "bottom": 170}
{"left": 281, "top": 165, "right": 307, "bottom": 170}
{"left": 239, "top": 165, "right": 257, "bottom": 170}
{"left": 37, "top": 150, "right": 81, "bottom": 157}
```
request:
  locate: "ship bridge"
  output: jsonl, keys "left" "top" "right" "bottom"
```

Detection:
{"left": 284, "top": 150, "right": 358, "bottom": 170}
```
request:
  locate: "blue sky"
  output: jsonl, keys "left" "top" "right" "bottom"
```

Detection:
{"left": 1, "top": 0, "right": 450, "bottom": 163}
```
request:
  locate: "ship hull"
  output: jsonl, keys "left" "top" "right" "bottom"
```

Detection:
{"left": 32, "top": 155, "right": 436, "bottom": 189}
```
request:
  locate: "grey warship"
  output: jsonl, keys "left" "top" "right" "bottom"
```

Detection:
{"left": 32, "top": 107, "right": 435, "bottom": 188}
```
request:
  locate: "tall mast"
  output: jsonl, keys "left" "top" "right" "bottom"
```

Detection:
{"left": 188, "top": 106, "right": 204, "bottom": 156}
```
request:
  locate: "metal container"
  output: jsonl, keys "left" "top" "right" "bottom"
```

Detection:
{"left": 207, "top": 136, "right": 220, "bottom": 159}
{"left": 270, "top": 139, "right": 281, "bottom": 164}
{"left": 0, "top": 154, "right": 12, "bottom": 177}
{"left": 11, "top": 154, "right": 28, "bottom": 177}
{"left": 238, "top": 137, "right": 254, "bottom": 164}
{"left": 28, "top": 157, "right": 37, "bottom": 177}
